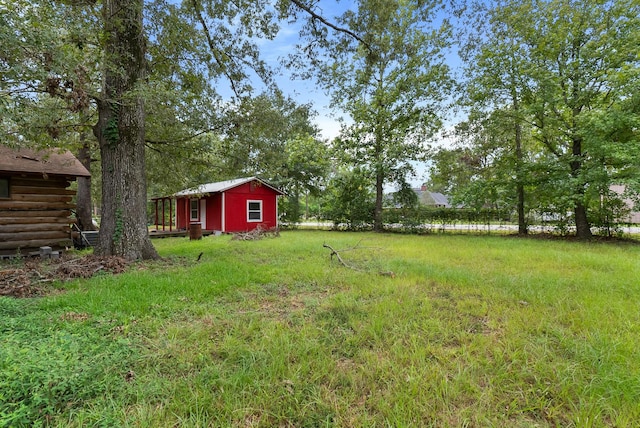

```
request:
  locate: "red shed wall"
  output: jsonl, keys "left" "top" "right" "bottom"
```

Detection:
{"left": 206, "top": 193, "right": 222, "bottom": 231}
{"left": 223, "top": 182, "right": 279, "bottom": 232}
{"left": 176, "top": 198, "right": 189, "bottom": 229}
{"left": 177, "top": 196, "right": 215, "bottom": 230}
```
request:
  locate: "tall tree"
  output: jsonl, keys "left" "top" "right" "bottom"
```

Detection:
{"left": 460, "top": 1, "right": 533, "bottom": 234}
{"left": 299, "top": 0, "right": 453, "bottom": 231}
{"left": 488, "top": 0, "right": 640, "bottom": 239}
{"left": 92, "top": 0, "right": 159, "bottom": 259}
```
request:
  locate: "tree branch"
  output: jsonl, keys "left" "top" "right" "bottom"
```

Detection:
{"left": 189, "top": 0, "right": 242, "bottom": 97}
{"left": 323, "top": 243, "right": 362, "bottom": 271}
{"left": 145, "top": 125, "right": 225, "bottom": 146}
{"left": 290, "top": 0, "right": 370, "bottom": 50}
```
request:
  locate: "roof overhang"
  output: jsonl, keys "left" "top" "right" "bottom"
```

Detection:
{"left": 0, "top": 145, "right": 91, "bottom": 178}
{"left": 171, "top": 177, "right": 285, "bottom": 198}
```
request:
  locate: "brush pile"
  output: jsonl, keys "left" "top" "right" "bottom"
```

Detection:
{"left": 0, "top": 255, "right": 128, "bottom": 298}
{"left": 231, "top": 225, "right": 280, "bottom": 241}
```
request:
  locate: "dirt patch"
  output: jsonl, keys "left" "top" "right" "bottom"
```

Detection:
{"left": 0, "top": 255, "right": 129, "bottom": 298}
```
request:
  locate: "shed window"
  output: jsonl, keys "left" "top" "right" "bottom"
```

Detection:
{"left": 247, "top": 200, "right": 262, "bottom": 222}
{"left": 190, "top": 199, "right": 199, "bottom": 221}
{"left": 0, "top": 178, "right": 8, "bottom": 198}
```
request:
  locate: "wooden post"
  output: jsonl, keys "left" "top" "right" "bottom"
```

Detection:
{"left": 154, "top": 199, "right": 159, "bottom": 231}
{"left": 161, "top": 198, "right": 166, "bottom": 231}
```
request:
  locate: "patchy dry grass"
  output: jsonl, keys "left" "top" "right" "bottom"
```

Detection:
{"left": 2, "top": 231, "right": 640, "bottom": 426}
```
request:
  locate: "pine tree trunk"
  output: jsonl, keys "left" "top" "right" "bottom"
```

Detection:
{"left": 93, "top": 0, "right": 158, "bottom": 260}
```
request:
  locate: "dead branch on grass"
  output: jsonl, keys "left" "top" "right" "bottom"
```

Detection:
{"left": 323, "top": 241, "right": 395, "bottom": 277}
{"left": 322, "top": 243, "right": 362, "bottom": 271}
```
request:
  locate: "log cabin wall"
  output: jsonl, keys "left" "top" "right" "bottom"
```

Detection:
{"left": 0, "top": 173, "right": 78, "bottom": 255}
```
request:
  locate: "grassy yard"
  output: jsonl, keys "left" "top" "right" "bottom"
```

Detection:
{"left": 2, "top": 231, "right": 640, "bottom": 427}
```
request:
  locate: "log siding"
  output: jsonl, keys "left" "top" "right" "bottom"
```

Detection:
{"left": 0, "top": 147, "right": 90, "bottom": 255}
{"left": 0, "top": 175, "right": 79, "bottom": 253}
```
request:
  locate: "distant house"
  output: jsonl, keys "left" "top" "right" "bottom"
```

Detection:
{"left": 610, "top": 185, "right": 640, "bottom": 224}
{"left": 0, "top": 146, "right": 90, "bottom": 255}
{"left": 413, "top": 185, "right": 451, "bottom": 208}
{"left": 152, "top": 177, "right": 284, "bottom": 234}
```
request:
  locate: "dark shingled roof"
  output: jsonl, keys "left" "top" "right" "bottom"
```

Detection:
{"left": 0, "top": 145, "right": 90, "bottom": 178}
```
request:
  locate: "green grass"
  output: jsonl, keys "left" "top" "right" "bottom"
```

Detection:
{"left": 2, "top": 231, "right": 640, "bottom": 427}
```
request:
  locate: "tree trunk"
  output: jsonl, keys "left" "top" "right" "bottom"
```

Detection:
{"left": 75, "top": 136, "right": 97, "bottom": 231}
{"left": 510, "top": 81, "right": 527, "bottom": 235}
{"left": 515, "top": 121, "right": 527, "bottom": 235}
{"left": 574, "top": 201, "right": 591, "bottom": 239}
{"left": 93, "top": 0, "right": 158, "bottom": 260}
{"left": 374, "top": 170, "right": 383, "bottom": 232}
{"left": 571, "top": 137, "right": 592, "bottom": 240}
{"left": 304, "top": 191, "right": 309, "bottom": 219}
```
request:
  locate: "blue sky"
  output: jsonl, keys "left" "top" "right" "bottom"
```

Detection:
{"left": 253, "top": 1, "right": 358, "bottom": 141}
{"left": 248, "top": 0, "right": 462, "bottom": 188}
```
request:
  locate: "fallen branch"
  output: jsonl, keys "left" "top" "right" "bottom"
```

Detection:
{"left": 323, "top": 242, "right": 395, "bottom": 278}
{"left": 322, "top": 243, "right": 362, "bottom": 271}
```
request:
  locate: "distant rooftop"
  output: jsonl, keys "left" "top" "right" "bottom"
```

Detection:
{"left": 413, "top": 186, "right": 451, "bottom": 208}
{"left": 428, "top": 192, "right": 451, "bottom": 207}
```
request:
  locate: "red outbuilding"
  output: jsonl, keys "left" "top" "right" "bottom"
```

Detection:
{"left": 152, "top": 177, "right": 284, "bottom": 235}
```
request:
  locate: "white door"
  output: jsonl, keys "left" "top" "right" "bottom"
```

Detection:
{"left": 199, "top": 199, "right": 207, "bottom": 229}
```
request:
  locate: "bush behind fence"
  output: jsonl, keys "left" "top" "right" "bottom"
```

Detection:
{"left": 382, "top": 207, "right": 513, "bottom": 233}
{"left": 311, "top": 207, "right": 636, "bottom": 236}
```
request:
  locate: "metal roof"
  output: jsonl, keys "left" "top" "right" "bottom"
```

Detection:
{"left": 0, "top": 145, "right": 90, "bottom": 177}
{"left": 429, "top": 192, "right": 451, "bottom": 207}
{"left": 173, "top": 177, "right": 284, "bottom": 197}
